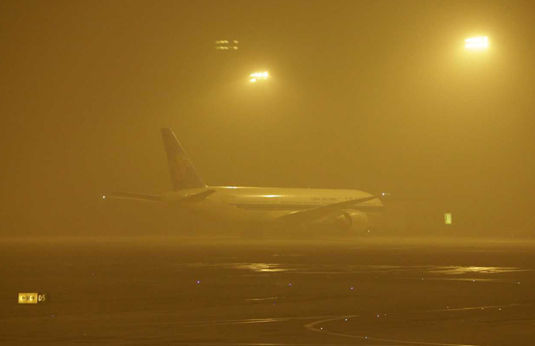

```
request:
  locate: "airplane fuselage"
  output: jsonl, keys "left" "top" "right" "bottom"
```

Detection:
{"left": 161, "top": 186, "right": 383, "bottom": 229}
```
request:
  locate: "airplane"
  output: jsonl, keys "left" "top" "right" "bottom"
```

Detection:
{"left": 103, "top": 128, "right": 384, "bottom": 234}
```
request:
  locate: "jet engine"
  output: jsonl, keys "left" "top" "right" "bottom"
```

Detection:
{"left": 336, "top": 210, "right": 370, "bottom": 232}
{"left": 308, "top": 210, "right": 373, "bottom": 233}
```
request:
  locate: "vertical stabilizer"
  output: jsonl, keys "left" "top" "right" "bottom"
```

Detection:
{"left": 161, "top": 128, "right": 206, "bottom": 190}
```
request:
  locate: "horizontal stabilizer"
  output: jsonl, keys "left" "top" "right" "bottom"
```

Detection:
{"left": 102, "top": 189, "right": 215, "bottom": 203}
{"left": 101, "top": 192, "right": 162, "bottom": 202}
{"left": 177, "top": 189, "right": 215, "bottom": 202}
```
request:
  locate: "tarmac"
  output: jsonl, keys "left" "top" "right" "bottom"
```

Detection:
{"left": 1, "top": 236, "right": 534, "bottom": 345}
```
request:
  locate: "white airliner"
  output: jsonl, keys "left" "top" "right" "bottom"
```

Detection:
{"left": 104, "top": 128, "right": 384, "bottom": 233}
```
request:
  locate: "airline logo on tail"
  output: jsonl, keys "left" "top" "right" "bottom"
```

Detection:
{"left": 161, "top": 128, "right": 205, "bottom": 190}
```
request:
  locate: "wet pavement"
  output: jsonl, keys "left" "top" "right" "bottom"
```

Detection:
{"left": 0, "top": 237, "right": 534, "bottom": 345}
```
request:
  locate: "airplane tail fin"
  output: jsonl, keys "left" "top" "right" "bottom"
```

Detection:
{"left": 161, "top": 128, "right": 206, "bottom": 190}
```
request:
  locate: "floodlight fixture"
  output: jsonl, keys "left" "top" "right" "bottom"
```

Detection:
{"left": 465, "top": 36, "right": 489, "bottom": 50}
{"left": 249, "top": 71, "right": 269, "bottom": 83}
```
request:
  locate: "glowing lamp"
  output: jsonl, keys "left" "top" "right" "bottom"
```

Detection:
{"left": 465, "top": 36, "right": 489, "bottom": 50}
{"left": 249, "top": 71, "right": 269, "bottom": 83}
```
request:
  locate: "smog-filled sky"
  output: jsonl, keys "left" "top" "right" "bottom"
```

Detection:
{"left": 1, "top": 0, "right": 534, "bottom": 236}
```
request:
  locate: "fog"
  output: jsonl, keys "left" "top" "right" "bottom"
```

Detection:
{"left": 1, "top": 0, "right": 534, "bottom": 237}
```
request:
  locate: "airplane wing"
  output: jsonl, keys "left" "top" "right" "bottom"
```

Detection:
{"left": 277, "top": 195, "right": 382, "bottom": 225}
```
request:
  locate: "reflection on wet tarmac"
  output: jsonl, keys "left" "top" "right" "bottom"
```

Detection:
{"left": 186, "top": 262, "right": 292, "bottom": 272}
{"left": 428, "top": 266, "right": 529, "bottom": 275}
{"left": 245, "top": 296, "right": 279, "bottom": 302}
{"left": 190, "top": 262, "right": 528, "bottom": 278}
{"left": 233, "top": 263, "right": 290, "bottom": 272}
{"left": 1, "top": 238, "right": 535, "bottom": 345}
